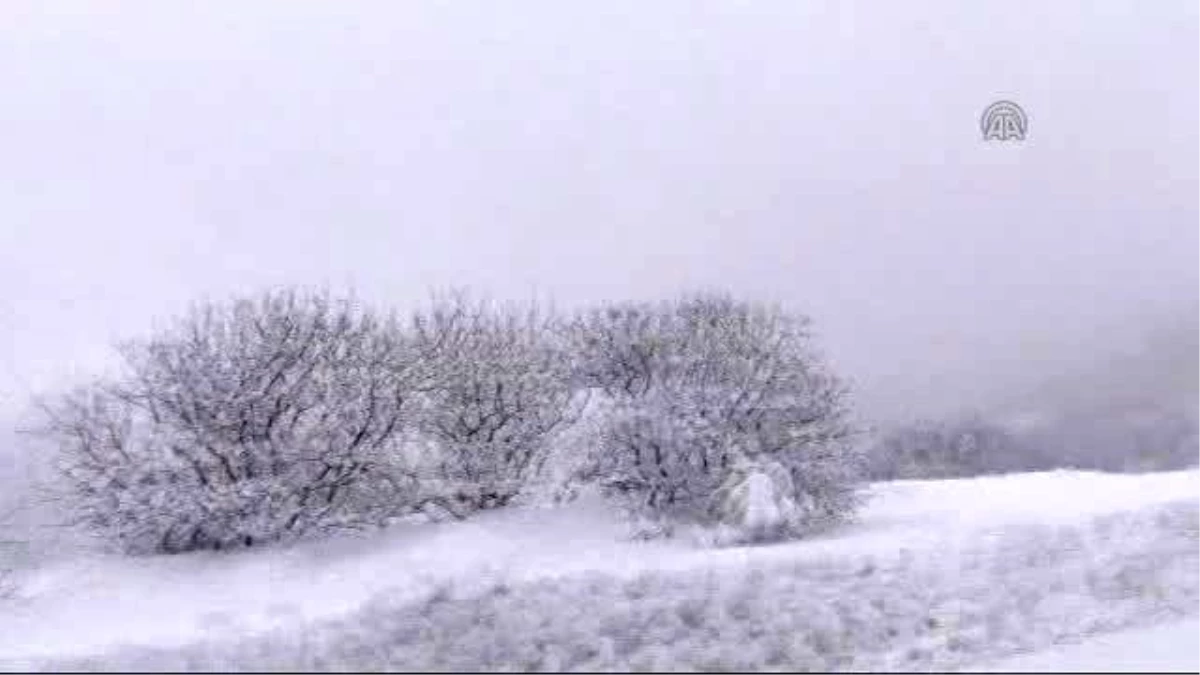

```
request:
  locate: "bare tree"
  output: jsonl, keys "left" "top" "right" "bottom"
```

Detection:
{"left": 567, "top": 292, "right": 860, "bottom": 533}
{"left": 409, "top": 293, "right": 585, "bottom": 513}
{"left": 35, "top": 289, "right": 434, "bottom": 554}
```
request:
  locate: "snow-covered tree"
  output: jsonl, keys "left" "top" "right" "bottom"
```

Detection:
{"left": 36, "top": 289, "right": 436, "bottom": 554}
{"left": 408, "top": 293, "right": 586, "bottom": 513}
{"left": 567, "top": 292, "right": 860, "bottom": 534}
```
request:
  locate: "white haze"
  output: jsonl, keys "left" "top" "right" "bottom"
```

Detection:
{"left": 0, "top": 1, "right": 1195, "bottom": 435}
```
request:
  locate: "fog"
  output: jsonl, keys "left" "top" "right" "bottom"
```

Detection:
{"left": 1, "top": 0, "right": 1196, "bottom": 429}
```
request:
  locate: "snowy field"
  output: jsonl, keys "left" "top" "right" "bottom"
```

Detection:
{"left": 1, "top": 468, "right": 1197, "bottom": 671}
{"left": 980, "top": 618, "right": 1199, "bottom": 672}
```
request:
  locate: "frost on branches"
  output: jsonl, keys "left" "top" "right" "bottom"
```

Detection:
{"left": 35, "top": 290, "right": 434, "bottom": 554}
{"left": 569, "top": 292, "right": 862, "bottom": 541}
{"left": 408, "top": 293, "right": 586, "bottom": 514}
{"left": 30, "top": 287, "right": 863, "bottom": 555}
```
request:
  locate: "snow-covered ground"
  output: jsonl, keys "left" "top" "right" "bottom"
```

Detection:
{"left": 980, "top": 618, "right": 1200, "bottom": 672}
{"left": 1, "top": 468, "right": 1197, "bottom": 670}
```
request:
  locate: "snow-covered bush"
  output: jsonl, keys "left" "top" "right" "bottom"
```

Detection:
{"left": 34, "top": 289, "right": 436, "bottom": 554}
{"left": 866, "top": 408, "right": 1199, "bottom": 481}
{"left": 568, "top": 292, "right": 861, "bottom": 536}
{"left": 1030, "top": 408, "right": 1200, "bottom": 474}
{"left": 407, "top": 294, "right": 586, "bottom": 513}
{"left": 864, "top": 415, "right": 1050, "bottom": 480}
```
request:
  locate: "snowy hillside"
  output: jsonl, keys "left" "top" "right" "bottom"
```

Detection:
{"left": 980, "top": 618, "right": 1199, "bottom": 672}
{"left": 2, "top": 468, "right": 1196, "bottom": 671}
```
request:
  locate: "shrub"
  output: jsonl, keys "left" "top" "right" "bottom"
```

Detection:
{"left": 35, "top": 289, "right": 433, "bottom": 554}
{"left": 866, "top": 408, "right": 1198, "bottom": 481}
{"left": 567, "top": 292, "right": 860, "bottom": 536}
{"left": 1026, "top": 408, "right": 1199, "bottom": 474}
{"left": 864, "top": 415, "right": 1051, "bottom": 480}
{"left": 407, "top": 294, "right": 586, "bottom": 513}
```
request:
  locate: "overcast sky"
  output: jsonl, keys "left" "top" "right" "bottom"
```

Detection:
{"left": 0, "top": 1, "right": 1196, "bottom": 428}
